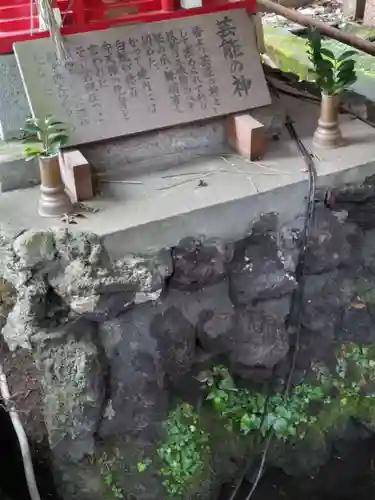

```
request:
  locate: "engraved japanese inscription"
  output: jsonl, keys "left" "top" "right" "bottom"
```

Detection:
{"left": 14, "top": 10, "right": 271, "bottom": 146}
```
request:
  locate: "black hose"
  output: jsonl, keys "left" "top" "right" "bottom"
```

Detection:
{"left": 231, "top": 88, "right": 318, "bottom": 500}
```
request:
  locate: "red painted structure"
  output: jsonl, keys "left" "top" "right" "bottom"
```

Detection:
{"left": 0, "top": 0, "right": 257, "bottom": 54}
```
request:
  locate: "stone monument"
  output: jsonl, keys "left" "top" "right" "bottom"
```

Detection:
{"left": 14, "top": 10, "right": 270, "bottom": 146}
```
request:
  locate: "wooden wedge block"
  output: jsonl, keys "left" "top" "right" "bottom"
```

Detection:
{"left": 59, "top": 150, "right": 93, "bottom": 203}
{"left": 225, "top": 113, "right": 266, "bottom": 161}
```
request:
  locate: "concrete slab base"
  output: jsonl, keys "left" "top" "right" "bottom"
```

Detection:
{"left": 0, "top": 141, "right": 39, "bottom": 192}
{"left": 1, "top": 95, "right": 375, "bottom": 258}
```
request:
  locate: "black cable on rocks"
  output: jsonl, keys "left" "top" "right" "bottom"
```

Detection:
{"left": 231, "top": 88, "right": 318, "bottom": 500}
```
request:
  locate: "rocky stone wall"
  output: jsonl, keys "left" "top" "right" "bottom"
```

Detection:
{"left": 2, "top": 175, "right": 375, "bottom": 499}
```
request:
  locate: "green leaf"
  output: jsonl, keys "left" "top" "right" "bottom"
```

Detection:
{"left": 22, "top": 136, "right": 42, "bottom": 144}
{"left": 320, "top": 48, "right": 335, "bottom": 60}
{"left": 137, "top": 462, "right": 147, "bottom": 473}
{"left": 47, "top": 132, "right": 69, "bottom": 154}
{"left": 21, "top": 124, "right": 42, "bottom": 134}
{"left": 23, "top": 146, "right": 42, "bottom": 159}
{"left": 240, "top": 413, "right": 251, "bottom": 432}
{"left": 337, "top": 69, "right": 357, "bottom": 87}
{"left": 337, "top": 59, "right": 355, "bottom": 72}
{"left": 219, "top": 376, "right": 236, "bottom": 391}
{"left": 48, "top": 131, "right": 69, "bottom": 142}
{"left": 272, "top": 417, "right": 289, "bottom": 433}
{"left": 337, "top": 50, "right": 358, "bottom": 62}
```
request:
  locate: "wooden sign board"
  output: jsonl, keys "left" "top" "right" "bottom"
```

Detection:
{"left": 14, "top": 10, "right": 271, "bottom": 146}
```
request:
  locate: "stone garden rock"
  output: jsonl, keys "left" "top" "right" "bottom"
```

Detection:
{"left": 2, "top": 277, "right": 49, "bottom": 350}
{"left": 229, "top": 230, "right": 297, "bottom": 306}
{"left": 229, "top": 297, "right": 290, "bottom": 369}
{"left": 12, "top": 229, "right": 56, "bottom": 270}
{"left": 34, "top": 322, "right": 104, "bottom": 462}
{"left": 267, "top": 430, "right": 329, "bottom": 477}
{"left": 150, "top": 306, "right": 196, "bottom": 377}
{"left": 115, "top": 248, "right": 173, "bottom": 304}
{"left": 165, "top": 281, "right": 234, "bottom": 355}
{"left": 302, "top": 270, "right": 354, "bottom": 340}
{"left": 99, "top": 303, "right": 167, "bottom": 439}
{"left": 305, "top": 205, "right": 358, "bottom": 274}
{"left": 2, "top": 201, "right": 375, "bottom": 500}
{"left": 170, "top": 236, "right": 233, "bottom": 290}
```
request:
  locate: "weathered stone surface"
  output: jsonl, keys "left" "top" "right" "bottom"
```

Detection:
{"left": 150, "top": 306, "right": 196, "bottom": 377}
{"left": 339, "top": 303, "right": 375, "bottom": 343}
{"left": 278, "top": 214, "right": 305, "bottom": 274}
{"left": 305, "top": 206, "right": 358, "bottom": 274}
{"left": 197, "top": 301, "right": 235, "bottom": 355}
{"left": 170, "top": 238, "right": 232, "bottom": 290}
{"left": 302, "top": 271, "right": 354, "bottom": 340}
{"left": 164, "top": 281, "right": 234, "bottom": 355}
{"left": 267, "top": 431, "right": 328, "bottom": 477}
{"left": 2, "top": 203, "right": 375, "bottom": 500}
{"left": 361, "top": 229, "right": 375, "bottom": 270}
{"left": 34, "top": 322, "right": 104, "bottom": 461}
{"left": 13, "top": 230, "right": 56, "bottom": 270}
{"left": 99, "top": 304, "right": 167, "bottom": 439}
{"left": 115, "top": 249, "right": 172, "bottom": 304}
{"left": 229, "top": 227, "right": 297, "bottom": 305}
{"left": 338, "top": 271, "right": 375, "bottom": 343}
{"left": 170, "top": 237, "right": 232, "bottom": 290}
{"left": 2, "top": 278, "right": 49, "bottom": 350}
{"left": 229, "top": 297, "right": 290, "bottom": 369}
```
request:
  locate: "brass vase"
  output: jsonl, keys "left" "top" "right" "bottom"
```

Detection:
{"left": 38, "top": 155, "right": 73, "bottom": 218}
{"left": 313, "top": 93, "right": 342, "bottom": 149}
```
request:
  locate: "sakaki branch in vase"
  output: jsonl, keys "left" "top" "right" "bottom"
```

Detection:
{"left": 21, "top": 116, "right": 73, "bottom": 218}
{"left": 307, "top": 28, "right": 357, "bottom": 149}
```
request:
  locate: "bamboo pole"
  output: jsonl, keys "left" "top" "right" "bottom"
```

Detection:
{"left": 257, "top": 0, "right": 375, "bottom": 57}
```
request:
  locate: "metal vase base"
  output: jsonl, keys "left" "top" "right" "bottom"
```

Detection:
{"left": 38, "top": 185, "right": 73, "bottom": 218}
{"left": 313, "top": 93, "right": 342, "bottom": 150}
{"left": 38, "top": 155, "right": 73, "bottom": 218}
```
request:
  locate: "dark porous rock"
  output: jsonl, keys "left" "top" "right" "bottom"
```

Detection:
{"left": 361, "top": 229, "right": 375, "bottom": 271}
{"left": 170, "top": 237, "right": 233, "bottom": 290}
{"left": 98, "top": 303, "right": 167, "bottom": 439}
{"left": 229, "top": 297, "right": 290, "bottom": 369}
{"left": 267, "top": 431, "right": 329, "bottom": 477}
{"left": 197, "top": 302, "right": 234, "bottom": 354}
{"left": 340, "top": 301, "right": 375, "bottom": 344}
{"left": 302, "top": 271, "right": 354, "bottom": 340}
{"left": 229, "top": 229, "right": 297, "bottom": 306}
{"left": 150, "top": 306, "right": 196, "bottom": 377}
{"left": 346, "top": 202, "right": 375, "bottom": 230}
{"left": 165, "top": 281, "right": 234, "bottom": 355}
{"left": 331, "top": 177, "right": 375, "bottom": 205}
{"left": 305, "top": 205, "right": 358, "bottom": 274}
{"left": 277, "top": 214, "right": 305, "bottom": 274}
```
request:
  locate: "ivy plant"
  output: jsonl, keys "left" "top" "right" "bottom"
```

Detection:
{"left": 201, "top": 365, "right": 325, "bottom": 440}
{"left": 21, "top": 115, "right": 69, "bottom": 160}
{"left": 306, "top": 28, "right": 357, "bottom": 95}
{"left": 157, "top": 403, "right": 210, "bottom": 499}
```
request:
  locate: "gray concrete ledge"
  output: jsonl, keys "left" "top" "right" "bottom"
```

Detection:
{"left": 0, "top": 95, "right": 375, "bottom": 258}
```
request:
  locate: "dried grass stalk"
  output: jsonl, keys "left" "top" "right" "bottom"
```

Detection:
{"left": 33, "top": 0, "right": 67, "bottom": 61}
